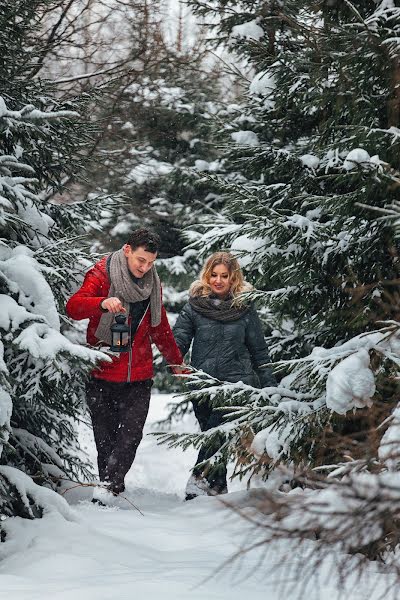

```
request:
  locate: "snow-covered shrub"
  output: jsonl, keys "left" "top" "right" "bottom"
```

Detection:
{"left": 0, "top": 2, "right": 108, "bottom": 520}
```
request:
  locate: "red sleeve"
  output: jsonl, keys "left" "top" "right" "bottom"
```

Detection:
{"left": 66, "top": 265, "right": 108, "bottom": 320}
{"left": 150, "top": 306, "right": 183, "bottom": 367}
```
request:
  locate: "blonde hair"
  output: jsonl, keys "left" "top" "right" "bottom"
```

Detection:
{"left": 190, "top": 252, "right": 252, "bottom": 299}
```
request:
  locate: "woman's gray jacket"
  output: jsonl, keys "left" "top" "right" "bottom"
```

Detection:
{"left": 173, "top": 302, "right": 276, "bottom": 388}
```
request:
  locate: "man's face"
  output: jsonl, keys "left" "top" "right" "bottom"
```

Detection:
{"left": 123, "top": 244, "right": 157, "bottom": 278}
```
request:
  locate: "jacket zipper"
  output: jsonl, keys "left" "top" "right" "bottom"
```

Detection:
{"left": 127, "top": 305, "right": 149, "bottom": 382}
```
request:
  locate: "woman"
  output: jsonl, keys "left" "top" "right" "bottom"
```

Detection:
{"left": 173, "top": 252, "right": 276, "bottom": 500}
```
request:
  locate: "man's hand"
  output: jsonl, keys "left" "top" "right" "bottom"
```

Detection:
{"left": 101, "top": 297, "right": 126, "bottom": 314}
{"left": 172, "top": 363, "right": 191, "bottom": 376}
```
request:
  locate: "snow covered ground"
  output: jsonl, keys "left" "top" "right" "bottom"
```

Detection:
{"left": 0, "top": 394, "right": 393, "bottom": 599}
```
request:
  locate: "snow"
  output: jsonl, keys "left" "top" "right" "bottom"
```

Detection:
{"left": 158, "top": 251, "right": 197, "bottom": 276}
{"left": 377, "top": 0, "right": 395, "bottom": 10}
{"left": 231, "top": 130, "right": 259, "bottom": 146}
{"left": 0, "top": 466, "right": 76, "bottom": 522}
{"left": 280, "top": 471, "right": 400, "bottom": 554}
{"left": 300, "top": 154, "right": 320, "bottom": 170}
{"left": 249, "top": 71, "right": 276, "bottom": 96}
{"left": 0, "top": 394, "right": 394, "bottom": 600}
{"left": 283, "top": 213, "right": 321, "bottom": 242}
{"left": 194, "top": 159, "right": 210, "bottom": 171}
{"left": 194, "top": 159, "right": 221, "bottom": 172}
{"left": 325, "top": 349, "right": 376, "bottom": 415}
{"left": 251, "top": 428, "right": 270, "bottom": 457}
{"left": 159, "top": 286, "right": 188, "bottom": 307}
{"left": 0, "top": 295, "right": 42, "bottom": 332}
{"left": 15, "top": 321, "right": 108, "bottom": 363}
{"left": 12, "top": 428, "right": 65, "bottom": 469}
{"left": 110, "top": 220, "right": 137, "bottom": 237}
{"left": 0, "top": 246, "right": 60, "bottom": 330}
{"left": 230, "top": 234, "right": 266, "bottom": 267}
{"left": 251, "top": 422, "right": 293, "bottom": 461}
{"left": 16, "top": 198, "right": 55, "bottom": 241}
{"left": 249, "top": 70, "right": 276, "bottom": 110}
{"left": 0, "top": 393, "right": 391, "bottom": 599}
{"left": 231, "top": 19, "right": 264, "bottom": 41}
{"left": 0, "top": 97, "right": 77, "bottom": 122}
{"left": 126, "top": 158, "right": 173, "bottom": 185}
{"left": 343, "top": 148, "right": 371, "bottom": 171}
{"left": 0, "top": 387, "right": 12, "bottom": 454}
{"left": 367, "top": 0, "right": 397, "bottom": 25}
{"left": 379, "top": 405, "right": 400, "bottom": 469}
{"left": 127, "top": 79, "right": 196, "bottom": 113}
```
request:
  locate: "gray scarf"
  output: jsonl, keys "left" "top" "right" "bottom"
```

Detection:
{"left": 95, "top": 249, "right": 162, "bottom": 345}
{"left": 189, "top": 294, "right": 250, "bottom": 322}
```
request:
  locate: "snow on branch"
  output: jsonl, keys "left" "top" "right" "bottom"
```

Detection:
{"left": 15, "top": 321, "right": 108, "bottom": 363}
{"left": 0, "top": 466, "right": 77, "bottom": 522}
{"left": 166, "top": 322, "right": 400, "bottom": 471}
{"left": 0, "top": 97, "right": 78, "bottom": 122}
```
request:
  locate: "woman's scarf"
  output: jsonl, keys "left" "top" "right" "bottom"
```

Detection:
{"left": 189, "top": 294, "right": 250, "bottom": 322}
{"left": 95, "top": 248, "right": 161, "bottom": 344}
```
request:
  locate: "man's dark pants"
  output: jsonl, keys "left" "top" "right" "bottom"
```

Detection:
{"left": 86, "top": 378, "right": 152, "bottom": 492}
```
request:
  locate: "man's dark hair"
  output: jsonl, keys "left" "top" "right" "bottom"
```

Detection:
{"left": 126, "top": 228, "right": 161, "bottom": 253}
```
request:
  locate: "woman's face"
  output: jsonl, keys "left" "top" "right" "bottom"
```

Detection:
{"left": 209, "top": 264, "right": 231, "bottom": 298}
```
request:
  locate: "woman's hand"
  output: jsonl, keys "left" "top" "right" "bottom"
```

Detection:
{"left": 101, "top": 297, "right": 126, "bottom": 314}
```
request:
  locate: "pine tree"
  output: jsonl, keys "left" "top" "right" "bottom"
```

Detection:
{"left": 0, "top": 0, "right": 109, "bottom": 520}
{"left": 61, "top": 4, "right": 228, "bottom": 290}
{"left": 159, "top": 0, "right": 400, "bottom": 507}
{"left": 83, "top": 45, "right": 225, "bottom": 254}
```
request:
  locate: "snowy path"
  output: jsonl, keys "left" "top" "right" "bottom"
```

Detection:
{"left": 0, "top": 395, "right": 391, "bottom": 599}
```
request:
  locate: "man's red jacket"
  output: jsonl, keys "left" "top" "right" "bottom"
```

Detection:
{"left": 66, "top": 256, "right": 183, "bottom": 382}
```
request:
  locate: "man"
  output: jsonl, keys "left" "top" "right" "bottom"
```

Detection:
{"left": 66, "top": 228, "right": 183, "bottom": 498}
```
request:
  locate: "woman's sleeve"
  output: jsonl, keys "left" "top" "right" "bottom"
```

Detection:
{"left": 245, "top": 307, "right": 277, "bottom": 388}
{"left": 173, "top": 303, "right": 196, "bottom": 357}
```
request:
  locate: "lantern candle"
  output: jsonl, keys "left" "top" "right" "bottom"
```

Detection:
{"left": 110, "top": 314, "right": 130, "bottom": 352}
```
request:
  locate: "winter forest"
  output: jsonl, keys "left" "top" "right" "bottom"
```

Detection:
{"left": 2, "top": 0, "right": 400, "bottom": 598}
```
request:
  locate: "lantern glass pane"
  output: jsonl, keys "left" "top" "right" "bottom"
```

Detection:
{"left": 112, "top": 331, "right": 129, "bottom": 347}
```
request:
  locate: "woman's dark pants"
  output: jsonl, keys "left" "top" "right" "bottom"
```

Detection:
{"left": 192, "top": 399, "right": 227, "bottom": 493}
{"left": 86, "top": 378, "right": 152, "bottom": 492}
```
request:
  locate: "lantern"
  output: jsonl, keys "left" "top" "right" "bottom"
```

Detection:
{"left": 110, "top": 314, "right": 130, "bottom": 352}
